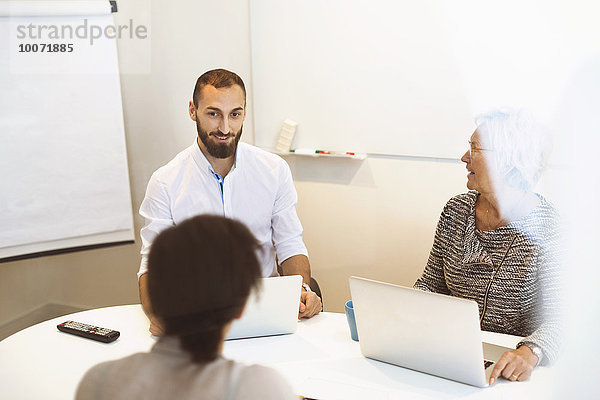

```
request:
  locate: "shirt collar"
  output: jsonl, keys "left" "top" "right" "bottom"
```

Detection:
{"left": 152, "top": 336, "right": 227, "bottom": 364}
{"left": 191, "top": 139, "right": 241, "bottom": 176}
{"left": 152, "top": 336, "right": 187, "bottom": 357}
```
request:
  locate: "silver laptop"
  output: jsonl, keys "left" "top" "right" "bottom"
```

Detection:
{"left": 226, "top": 275, "right": 301, "bottom": 340}
{"left": 349, "top": 276, "right": 512, "bottom": 387}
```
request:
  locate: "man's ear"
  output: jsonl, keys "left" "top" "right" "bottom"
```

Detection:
{"left": 188, "top": 100, "right": 197, "bottom": 121}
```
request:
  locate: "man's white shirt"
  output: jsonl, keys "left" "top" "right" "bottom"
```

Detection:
{"left": 138, "top": 141, "right": 308, "bottom": 279}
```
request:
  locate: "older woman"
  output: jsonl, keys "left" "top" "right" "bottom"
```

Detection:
{"left": 414, "top": 109, "right": 561, "bottom": 385}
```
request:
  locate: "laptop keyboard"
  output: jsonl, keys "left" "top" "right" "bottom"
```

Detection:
{"left": 484, "top": 360, "right": 494, "bottom": 369}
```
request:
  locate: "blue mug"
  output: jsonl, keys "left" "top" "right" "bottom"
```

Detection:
{"left": 345, "top": 300, "right": 359, "bottom": 341}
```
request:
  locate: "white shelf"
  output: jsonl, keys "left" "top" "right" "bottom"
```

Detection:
{"left": 270, "top": 150, "right": 367, "bottom": 160}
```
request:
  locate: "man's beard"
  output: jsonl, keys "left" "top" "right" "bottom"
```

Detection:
{"left": 196, "top": 120, "right": 243, "bottom": 159}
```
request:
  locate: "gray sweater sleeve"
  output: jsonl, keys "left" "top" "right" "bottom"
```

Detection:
{"left": 414, "top": 201, "right": 454, "bottom": 295}
{"left": 520, "top": 221, "right": 564, "bottom": 365}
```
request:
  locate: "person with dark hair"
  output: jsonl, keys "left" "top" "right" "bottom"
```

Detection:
{"left": 137, "top": 69, "right": 321, "bottom": 335}
{"left": 76, "top": 215, "right": 298, "bottom": 400}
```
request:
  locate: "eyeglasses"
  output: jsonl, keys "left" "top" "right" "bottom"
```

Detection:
{"left": 468, "top": 140, "right": 492, "bottom": 156}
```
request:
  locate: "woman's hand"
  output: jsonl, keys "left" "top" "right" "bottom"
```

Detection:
{"left": 489, "top": 345, "right": 539, "bottom": 384}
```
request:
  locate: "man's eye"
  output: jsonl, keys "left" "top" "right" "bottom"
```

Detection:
{"left": 232, "top": 112, "right": 240, "bottom": 117}
{"left": 208, "top": 112, "right": 219, "bottom": 117}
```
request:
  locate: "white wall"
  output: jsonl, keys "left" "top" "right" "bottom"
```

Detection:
{"left": 289, "top": 155, "right": 467, "bottom": 312}
{"left": 0, "top": 0, "right": 254, "bottom": 334}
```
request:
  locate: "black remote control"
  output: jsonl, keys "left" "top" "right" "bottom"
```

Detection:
{"left": 57, "top": 320, "right": 120, "bottom": 343}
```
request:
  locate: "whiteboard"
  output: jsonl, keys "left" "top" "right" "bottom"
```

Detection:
{"left": 0, "top": 1, "right": 134, "bottom": 261}
{"left": 250, "top": 0, "right": 597, "bottom": 158}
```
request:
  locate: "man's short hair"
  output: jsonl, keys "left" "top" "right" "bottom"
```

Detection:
{"left": 147, "top": 215, "right": 261, "bottom": 362}
{"left": 192, "top": 68, "right": 247, "bottom": 108}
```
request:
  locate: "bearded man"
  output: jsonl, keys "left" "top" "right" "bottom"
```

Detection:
{"left": 137, "top": 69, "right": 321, "bottom": 335}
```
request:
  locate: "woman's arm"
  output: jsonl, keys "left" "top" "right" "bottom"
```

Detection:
{"left": 414, "top": 204, "right": 453, "bottom": 294}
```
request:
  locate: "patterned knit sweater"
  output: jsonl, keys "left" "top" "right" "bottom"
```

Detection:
{"left": 414, "top": 191, "right": 562, "bottom": 365}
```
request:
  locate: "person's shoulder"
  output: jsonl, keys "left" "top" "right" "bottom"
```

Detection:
{"left": 239, "top": 142, "right": 285, "bottom": 161}
{"left": 151, "top": 143, "right": 197, "bottom": 181}
{"left": 527, "top": 193, "right": 562, "bottom": 236}
{"left": 535, "top": 194, "right": 560, "bottom": 219}
{"left": 83, "top": 352, "right": 149, "bottom": 378}
{"left": 76, "top": 353, "right": 149, "bottom": 399}
{"left": 238, "top": 142, "right": 289, "bottom": 171}
{"left": 235, "top": 363, "right": 297, "bottom": 400}
{"left": 443, "top": 191, "right": 477, "bottom": 213}
{"left": 239, "top": 362, "right": 284, "bottom": 377}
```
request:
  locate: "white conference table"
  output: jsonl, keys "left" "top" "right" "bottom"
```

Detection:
{"left": 0, "top": 305, "right": 556, "bottom": 399}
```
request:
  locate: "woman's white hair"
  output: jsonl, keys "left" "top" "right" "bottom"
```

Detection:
{"left": 475, "top": 108, "right": 552, "bottom": 192}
